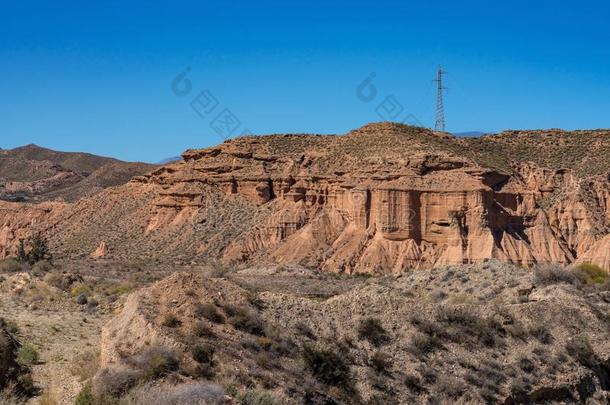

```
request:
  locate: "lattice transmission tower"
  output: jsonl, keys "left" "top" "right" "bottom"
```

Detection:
{"left": 434, "top": 65, "right": 447, "bottom": 132}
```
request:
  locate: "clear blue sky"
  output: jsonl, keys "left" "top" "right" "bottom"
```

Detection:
{"left": 1, "top": 0, "right": 609, "bottom": 162}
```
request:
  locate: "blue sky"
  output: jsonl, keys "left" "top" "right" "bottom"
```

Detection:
{"left": 1, "top": 1, "right": 609, "bottom": 162}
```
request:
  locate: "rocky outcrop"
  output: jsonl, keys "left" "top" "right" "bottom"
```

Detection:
{"left": 1, "top": 123, "right": 609, "bottom": 273}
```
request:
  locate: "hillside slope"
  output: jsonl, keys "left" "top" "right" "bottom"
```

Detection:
{"left": 0, "top": 123, "right": 609, "bottom": 272}
{"left": 0, "top": 144, "right": 157, "bottom": 202}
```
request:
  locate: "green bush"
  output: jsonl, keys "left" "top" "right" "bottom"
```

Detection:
{"left": 357, "top": 317, "right": 390, "bottom": 346}
{"left": 574, "top": 263, "right": 608, "bottom": 285}
{"left": 16, "top": 343, "right": 39, "bottom": 367}
{"left": 17, "top": 234, "right": 51, "bottom": 265}
{"left": 75, "top": 383, "right": 95, "bottom": 405}
{"left": 302, "top": 345, "right": 350, "bottom": 387}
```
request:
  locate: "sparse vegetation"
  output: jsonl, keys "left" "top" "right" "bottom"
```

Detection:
{"left": 74, "top": 383, "right": 94, "bottom": 405}
{"left": 225, "top": 306, "right": 265, "bottom": 336}
{"left": 191, "top": 344, "right": 215, "bottom": 364}
{"left": 195, "top": 303, "right": 225, "bottom": 324}
{"left": 574, "top": 263, "right": 609, "bottom": 285}
{"left": 357, "top": 317, "right": 390, "bottom": 346}
{"left": 16, "top": 343, "right": 39, "bottom": 367}
{"left": 566, "top": 335, "right": 598, "bottom": 368}
{"left": 16, "top": 234, "right": 51, "bottom": 265}
{"left": 70, "top": 349, "right": 100, "bottom": 381}
{"left": 302, "top": 345, "right": 350, "bottom": 387}
{"left": 533, "top": 264, "right": 580, "bottom": 287}
{"left": 237, "top": 389, "right": 280, "bottom": 405}
{"left": 369, "top": 351, "right": 391, "bottom": 373}
{"left": 161, "top": 313, "right": 182, "bottom": 328}
{"left": 0, "top": 259, "right": 22, "bottom": 273}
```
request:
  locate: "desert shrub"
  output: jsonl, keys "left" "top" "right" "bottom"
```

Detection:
{"left": 31, "top": 261, "right": 52, "bottom": 275}
{"left": 17, "top": 235, "right": 51, "bottom": 265}
{"left": 404, "top": 374, "right": 424, "bottom": 394}
{"left": 227, "top": 311, "right": 265, "bottom": 336}
{"left": 192, "top": 322, "right": 215, "bottom": 338}
{"left": 70, "top": 283, "right": 92, "bottom": 297}
{"left": 0, "top": 384, "right": 25, "bottom": 405}
{"left": 357, "top": 317, "right": 390, "bottom": 346}
{"left": 528, "top": 323, "right": 553, "bottom": 344}
{"left": 574, "top": 263, "right": 608, "bottom": 285}
{"left": 161, "top": 313, "right": 181, "bottom": 328}
{"left": 92, "top": 367, "right": 141, "bottom": 400}
{"left": 16, "top": 343, "right": 39, "bottom": 367}
{"left": 369, "top": 351, "right": 391, "bottom": 373}
{"left": 123, "top": 382, "right": 226, "bottom": 405}
{"left": 0, "top": 259, "right": 22, "bottom": 273}
{"left": 43, "top": 272, "right": 76, "bottom": 291}
{"left": 408, "top": 332, "right": 443, "bottom": 358}
{"left": 517, "top": 356, "right": 535, "bottom": 373}
{"left": 533, "top": 264, "right": 580, "bottom": 287}
{"left": 566, "top": 335, "right": 598, "bottom": 368}
{"left": 76, "top": 293, "right": 88, "bottom": 305}
{"left": 191, "top": 344, "right": 215, "bottom": 364}
{"left": 435, "top": 307, "right": 503, "bottom": 347}
{"left": 74, "top": 383, "right": 94, "bottom": 405}
{"left": 4, "top": 320, "right": 19, "bottom": 335}
{"left": 295, "top": 322, "right": 316, "bottom": 340}
{"left": 37, "top": 389, "right": 58, "bottom": 405}
{"left": 108, "top": 282, "right": 135, "bottom": 296}
{"left": 195, "top": 303, "right": 225, "bottom": 324}
{"left": 435, "top": 375, "right": 466, "bottom": 400}
{"left": 127, "top": 346, "right": 179, "bottom": 380}
{"left": 70, "top": 349, "right": 100, "bottom": 381}
{"left": 237, "top": 389, "right": 280, "bottom": 405}
{"left": 302, "top": 345, "right": 350, "bottom": 387}
{"left": 510, "top": 377, "right": 532, "bottom": 403}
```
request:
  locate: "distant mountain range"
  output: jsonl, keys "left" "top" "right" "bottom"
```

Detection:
{"left": 452, "top": 131, "right": 486, "bottom": 137}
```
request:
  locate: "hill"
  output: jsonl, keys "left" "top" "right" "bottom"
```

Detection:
{"left": 0, "top": 144, "right": 157, "bottom": 202}
{"left": 0, "top": 123, "right": 608, "bottom": 272}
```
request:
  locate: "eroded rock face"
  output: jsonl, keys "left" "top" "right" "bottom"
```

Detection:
{"left": 1, "top": 123, "right": 609, "bottom": 273}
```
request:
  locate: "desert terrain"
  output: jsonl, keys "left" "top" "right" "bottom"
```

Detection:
{"left": 0, "top": 123, "right": 609, "bottom": 404}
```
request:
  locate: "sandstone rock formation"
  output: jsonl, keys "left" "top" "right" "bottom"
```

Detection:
{"left": 1, "top": 123, "right": 609, "bottom": 273}
{"left": 90, "top": 241, "right": 109, "bottom": 259}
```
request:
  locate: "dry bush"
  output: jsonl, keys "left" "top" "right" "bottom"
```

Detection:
{"left": 369, "top": 351, "right": 391, "bottom": 373}
{"left": 533, "top": 264, "right": 580, "bottom": 287}
{"left": 127, "top": 346, "right": 179, "bottom": 380}
{"left": 237, "top": 389, "right": 280, "bottom": 405}
{"left": 295, "top": 322, "right": 316, "bottom": 340}
{"left": 92, "top": 367, "right": 141, "bottom": 400}
{"left": 357, "top": 317, "right": 390, "bottom": 346}
{"left": 192, "top": 321, "right": 215, "bottom": 338}
{"left": 302, "top": 344, "right": 351, "bottom": 387}
{"left": 122, "top": 382, "right": 226, "bottom": 405}
{"left": 70, "top": 349, "right": 100, "bottom": 381}
{"left": 224, "top": 306, "right": 265, "bottom": 336}
{"left": 194, "top": 303, "right": 225, "bottom": 324}
{"left": 161, "top": 313, "right": 182, "bottom": 328}
{"left": 0, "top": 259, "right": 22, "bottom": 273}
{"left": 37, "top": 389, "right": 58, "bottom": 405}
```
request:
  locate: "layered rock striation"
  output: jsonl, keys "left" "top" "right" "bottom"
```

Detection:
{"left": 1, "top": 123, "right": 609, "bottom": 273}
